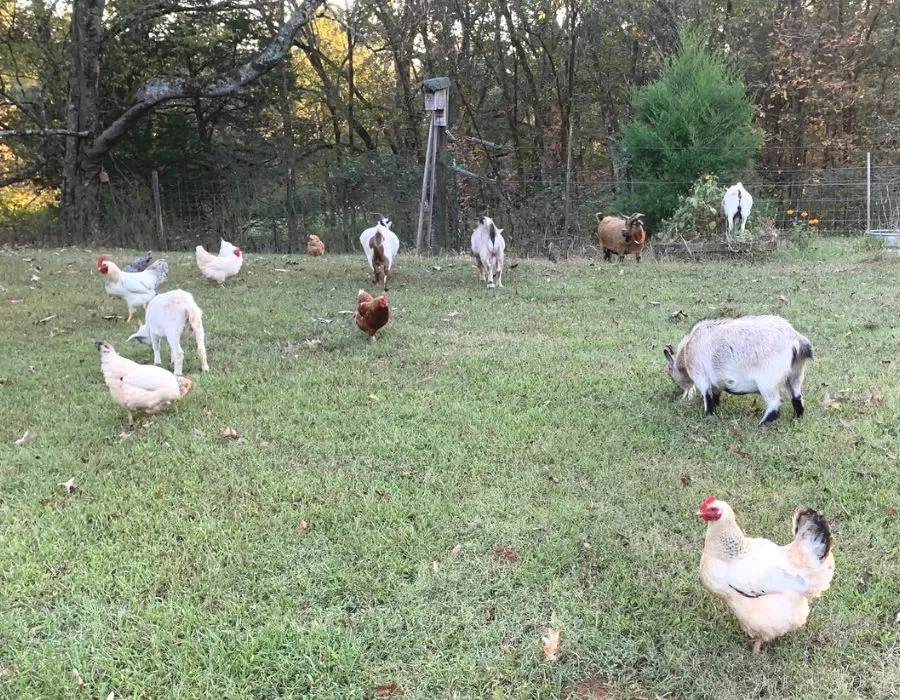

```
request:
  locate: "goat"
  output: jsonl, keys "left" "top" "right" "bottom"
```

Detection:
{"left": 128, "top": 290, "right": 209, "bottom": 376}
{"left": 663, "top": 315, "right": 813, "bottom": 426}
{"left": 307, "top": 234, "right": 325, "bottom": 256}
{"left": 359, "top": 217, "right": 400, "bottom": 290}
{"left": 470, "top": 215, "right": 506, "bottom": 288}
{"left": 722, "top": 183, "right": 753, "bottom": 235}
{"left": 595, "top": 212, "right": 648, "bottom": 262}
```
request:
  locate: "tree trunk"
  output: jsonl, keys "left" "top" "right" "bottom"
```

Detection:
{"left": 60, "top": 0, "right": 106, "bottom": 244}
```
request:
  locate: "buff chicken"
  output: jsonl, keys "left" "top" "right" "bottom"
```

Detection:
{"left": 96, "top": 340, "right": 192, "bottom": 424}
{"left": 697, "top": 496, "right": 835, "bottom": 653}
{"left": 195, "top": 238, "right": 243, "bottom": 283}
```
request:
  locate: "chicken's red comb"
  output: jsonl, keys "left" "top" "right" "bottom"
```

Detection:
{"left": 97, "top": 255, "right": 107, "bottom": 266}
{"left": 699, "top": 495, "right": 717, "bottom": 510}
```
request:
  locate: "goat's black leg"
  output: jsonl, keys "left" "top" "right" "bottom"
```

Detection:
{"left": 603, "top": 248, "right": 612, "bottom": 261}
{"left": 759, "top": 407, "right": 781, "bottom": 425}
{"left": 791, "top": 395, "right": 804, "bottom": 417}
{"left": 703, "top": 391, "right": 717, "bottom": 416}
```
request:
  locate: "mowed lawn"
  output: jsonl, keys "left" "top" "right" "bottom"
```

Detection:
{"left": 0, "top": 240, "right": 898, "bottom": 700}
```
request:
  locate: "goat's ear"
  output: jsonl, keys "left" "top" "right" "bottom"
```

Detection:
{"left": 663, "top": 345, "right": 675, "bottom": 366}
{"left": 478, "top": 215, "right": 485, "bottom": 225}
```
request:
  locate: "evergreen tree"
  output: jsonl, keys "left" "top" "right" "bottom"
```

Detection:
{"left": 619, "top": 28, "right": 760, "bottom": 230}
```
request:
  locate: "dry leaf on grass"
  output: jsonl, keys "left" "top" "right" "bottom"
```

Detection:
{"left": 68, "top": 669, "right": 84, "bottom": 686}
{"left": 14, "top": 430, "right": 30, "bottom": 446}
{"left": 59, "top": 477, "right": 77, "bottom": 494}
{"left": 541, "top": 626, "right": 562, "bottom": 662}
{"left": 820, "top": 393, "right": 848, "bottom": 409}
{"left": 35, "top": 314, "right": 56, "bottom": 325}
{"left": 730, "top": 446, "right": 749, "bottom": 459}
{"left": 375, "top": 680, "right": 405, "bottom": 697}
{"left": 449, "top": 543, "right": 462, "bottom": 556}
{"left": 491, "top": 545, "right": 520, "bottom": 563}
{"left": 298, "top": 519, "right": 309, "bottom": 531}
{"left": 220, "top": 427, "right": 240, "bottom": 439}
{"left": 864, "top": 393, "right": 883, "bottom": 406}
{"left": 368, "top": 394, "right": 379, "bottom": 402}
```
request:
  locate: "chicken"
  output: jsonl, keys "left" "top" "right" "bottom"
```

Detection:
{"left": 122, "top": 252, "right": 152, "bottom": 273}
{"left": 307, "top": 234, "right": 325, "bottom": 256}
{"left": 96, "top": 340, "right": 192, "bottom": 424}
{"left": 355, "top": 289, "right": 390, "bottom": 340}
{"left": 195, "top": 238, "right": 243, "bottom": 283}
{"left": 97, "top": 256, "right": 169, "bottom": 322}
{"left": 697, "top": 496, "right": 835, "bottom": 653}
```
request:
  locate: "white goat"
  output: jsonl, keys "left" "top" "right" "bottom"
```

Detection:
{"left": 722, "top": 182, "right": 753, "bottom": 235}
{"left": 128, "top": 290, "right": 209, "bottom": 376}
{"left": 359, "top": 218, "right": 400, "bottom": 290}
{"left": 663, "top": 315, "right": 813, "bottom": 426}
{"left": 470, "top": 215, "right": 506, "bottom": 289}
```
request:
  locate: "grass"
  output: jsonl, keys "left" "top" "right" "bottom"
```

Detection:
{"left": 0, "top": 239, "right": 898, "bottom": 699}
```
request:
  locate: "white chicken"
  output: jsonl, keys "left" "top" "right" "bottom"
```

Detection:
{"left": 195, "top": 238, "right": 243, "bottom": 284}
{"left": 96, "top": 340, "right": 192, "bottom": 424}
{"left": 97, "top": 256, "right": 169, "bottom": 322}
{"left": 697, "top": 496, "right": 835, "bottom": 653}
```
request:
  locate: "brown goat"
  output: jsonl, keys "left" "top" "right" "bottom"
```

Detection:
{"left": 595, "top": 212, "right": 649, "bottom": 262}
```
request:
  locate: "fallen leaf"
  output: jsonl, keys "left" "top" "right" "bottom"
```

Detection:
{"left": 35, "top": 314, "right": 57, "bottom": 325}
{"left": 220, "top": 427, "right": 240, "bottom": 439}
{"left": 107, "top": 511, "right": 122, "bottom": 520}
{"left": 102, "top": 315, "right": 122, "bottom": 320}
{"left": 59, "top": 477, "right": 77, "bottom": 494}
{"left": 864, "top": 393, "right": 883, "bottom": 407}
{"left": 298, "top": 519, "right": 309, "bottom": 530}
{"left": 431, "top": 561, "right": 439, "bottom": 572}
{"left": 778, "top": 294, "right": 788, "bottom": 305}
{"left": 30, "top": 275, "right": 40, "bottom": 282}
{"left": 368, "top": 394, "right": 379, "bottom": 402}
{"left": 375, "top": 680, "right": 405, "bottom": 697}
{"left": 491, "top": 545, "right": 520, "bottom": 563}
{"left": 730, "top": 446, "right": 749, "bottom": 459}
{"left": 449, "top": 543, "right": 462, "bottom": 556}
{"left": 669, "top": 309, "right": 686, "bottom": 320}
{"left": 680, "top": 474, "right": 692, "bottom": 486}
{"left": 106, "top": 693, "right": 115, "bottom": 700}
{"left": 304, "top": 339, "right": 322, "bottom": 348}
{"left": 689, "top": 435, "right": 708, "bottom": 445}
{"left": 820, "top": 393, "right": 848, "bottom": 410}
{"left": 68, "top": 669, "right": 84, "bottom": 686}
{"left": 649, "top": 301, "right": 661, "bottom": 306}
{"left": 14, "top": 430, "right": 30, "bottom": 446}
{"left": 432, "top": 265, "right": 442, "bottom": 271}
{"left": 40, "top": 496, "right": 66, "bottom": 508}
{"left": 541, "top": 626, "right": 562, "bottom": 662}
{"left": 154, "top": 487, "right": 163, "bottom": 499}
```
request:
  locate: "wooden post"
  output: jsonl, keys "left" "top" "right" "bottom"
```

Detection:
{"left": 151, "top": 169, "right": 165, "bottom": 247}
{"left": 431, "top": 122, "right": 447, "bottom": 254}
{"left": 415, "top": 116, "right": 435, "bottom": 255}
{"left": 427, "top": 128, "right": 438, "bottom": 254}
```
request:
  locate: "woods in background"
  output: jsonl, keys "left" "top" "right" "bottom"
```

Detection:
{"left": 1, "top": 0, "right": 898, "bottom": 250}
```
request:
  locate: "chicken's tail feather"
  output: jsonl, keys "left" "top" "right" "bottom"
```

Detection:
{"left": 147, "top": 259, "right": 169, "bottom": 285}
{"left": 793, "top": 508, "right": 833, "bottom": 561}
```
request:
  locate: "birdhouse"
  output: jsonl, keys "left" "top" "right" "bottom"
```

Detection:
{"left": 421, "top": 77, "right": 450, "bottom": 126}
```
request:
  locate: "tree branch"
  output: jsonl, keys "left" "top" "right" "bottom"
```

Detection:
{"left": 0, "top": 159, "right": 48, "bottom": 188}
{"left": 0, "top": 128, "right": 90, "bottom": 137}
{"left": 86, "top": 0, "right": 326, "bottom": 159}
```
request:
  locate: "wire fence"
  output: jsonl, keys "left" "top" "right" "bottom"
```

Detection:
{"left": 3, "top": 151, "right": 899, "bottom": 253}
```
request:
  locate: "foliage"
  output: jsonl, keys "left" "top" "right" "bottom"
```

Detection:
{"left": 1, "top": 244, "right": 899, "bottom": 698}
{"left": 619, "top": 28, "right": 761, "bottom": 230}
{"left": 659, "top": 173, "right": 724, "bottom": 242}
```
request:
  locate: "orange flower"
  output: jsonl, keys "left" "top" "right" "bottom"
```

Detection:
{"left": 786, "top": 209, "right": 795, "bottom": 216}
{"left": 800, "top": 211, "right": 808, "bottom": 218}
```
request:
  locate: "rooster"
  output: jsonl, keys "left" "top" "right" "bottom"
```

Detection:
{"left": 97, "top": 256, "right": 169, "bottom": 322}
{"left": 96, "top": 341, "right": 192, "bottom": 424}
{"left": 195, "top": 238, "right": 243, "bottom": 284}
{"left": 697, "top": 496, "right": 835, "bottom": 653}
{"left": 355, "top": 290, "right": 389, "bottom": 340}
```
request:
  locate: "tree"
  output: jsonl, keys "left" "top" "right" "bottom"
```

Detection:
{"left": 57, "top": 0, "right": 325, "bottom": 242}
{"left": 619, "top": 28, "right": 760, "bottom": 229}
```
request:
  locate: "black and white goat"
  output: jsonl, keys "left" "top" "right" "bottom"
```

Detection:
{"left": 664, "top": 315, "right": 813, "bottom": 426}
{"left": 722, "top": 183, "right": 753, "bottom": 236}
{"left": 470, "top": 215, "right": 506, "bottom": 289}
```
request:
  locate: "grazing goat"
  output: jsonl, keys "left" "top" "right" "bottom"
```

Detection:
{"left": 595, "top": 213, "right": 648, "bottom": 262}
{"left": 307, "top": 234, "right": 325, "bottom": 256}
{"left": 129, "top": 290, "right": 209, "bottom": 376}
{"left": 359, "top": 218, "right": 400, "bottom": 290}
{"left": 470, "top": 215, "right": 506, "bottom": 288}
{"left": 664, "top": 315, "right": 813, "bottom": 426}
{"left": 722, "top": 183, "right": 753, "bottom": 235}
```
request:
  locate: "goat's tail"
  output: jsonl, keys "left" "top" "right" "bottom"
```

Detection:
{"left": 792, "top": 336, "right": 814, "bottom": 364}
{"left": 186, "top": 303, "right": 204, "bottom": 337}
{"left": 489, "top": 224, "right": 496, "bottom": 245}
